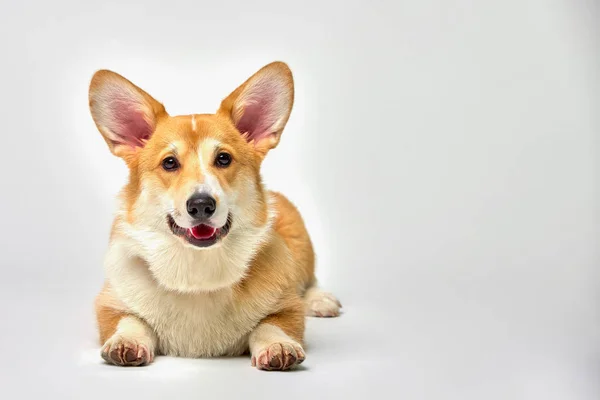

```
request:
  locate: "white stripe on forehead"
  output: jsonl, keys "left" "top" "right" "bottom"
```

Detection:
{"left": 191, "top": 115, "right": 197, "bottom": 132}
{"left": 198, "top": 138, "right": 221, "bottom": 172}
{"left": 197, "top": 138, "right": 224, "bottom": 197}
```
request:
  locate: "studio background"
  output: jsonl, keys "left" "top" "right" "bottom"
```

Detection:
{"left": 0, "top": 0, "right": 597, "bottom": 399}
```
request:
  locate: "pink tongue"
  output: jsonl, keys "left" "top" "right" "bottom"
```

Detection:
{"left": 188, "top": 224, "right": 216, "bottom": 240}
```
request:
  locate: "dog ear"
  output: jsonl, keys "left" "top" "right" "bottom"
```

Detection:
{"left": 89, "top": 70, "right": 167, "bottom": 158}
{"left": 217, "top": 62, "right": 294, "bottom": 155}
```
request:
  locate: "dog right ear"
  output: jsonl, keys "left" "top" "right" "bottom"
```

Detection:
{"left": 88, "top": 70, "right": 167, "bottom": 158}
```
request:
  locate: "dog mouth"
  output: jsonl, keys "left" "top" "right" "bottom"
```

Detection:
{"left": 167, "top": 214, "right": 232, "bottom": 247}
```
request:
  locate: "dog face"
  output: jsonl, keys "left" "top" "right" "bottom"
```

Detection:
{"left": 89, "top": 62, "right": 293, "bottom": 249}
{"left": 123, "top": 114, "right": 267, "bottom": 251}
{"left": 89, "top": 63, "right": 294, "bottom": 292}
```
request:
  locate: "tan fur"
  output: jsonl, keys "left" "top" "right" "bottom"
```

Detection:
{"left": 95, "top": 300, "right": 126, "bottom": 344}
{"left": 89, "top": 62, "right": 341, "bottom": 369}
{"left": 94, "top": 283, "right": 130, "bottom": 343}
{"left": 271, "top": 191, "right": 316, "bottom": 291}
{"left": 259, "top": 296, "right": 306, "bottom": 344}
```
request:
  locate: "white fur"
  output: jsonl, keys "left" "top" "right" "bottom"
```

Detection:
{"left": 191, "top": 114, "right": 196, "bottom": 132}
{"left": 114, "top": 177, "right": 276, "bottom": 292}
{"left": 249, "top": 324, "right": 293, "bottom": 354}
{"left": 196, "top": 138, "right": 229, "bottom": 228}
{"left": 115, "top": 316, "right": 154, "bottom": 339}
{"left": 100, "top": 315, "right": 157, "bottom": 363}
{"left": 104, "top": 226, "right": 277, "bottom": 356}
{"left": 105, "top": 182, "right": 279, "bottom": 356}
{"left": 248, "top": 323, "right": 305, "bottom": 370}
{"left": 304, "top": 287, "right": 342, "bottom": 317}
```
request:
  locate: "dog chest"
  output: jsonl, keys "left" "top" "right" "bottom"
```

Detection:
{"left": 138, "top": 287, "right": 259, "bottom": 357}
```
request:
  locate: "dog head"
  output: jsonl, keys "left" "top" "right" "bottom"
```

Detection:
{"left": 89, "top": 62, "right": 294, "bottom": 291}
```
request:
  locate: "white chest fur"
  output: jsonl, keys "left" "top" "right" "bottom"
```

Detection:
{"left": 104, "top": 239, "right": 273, "bottom": 357}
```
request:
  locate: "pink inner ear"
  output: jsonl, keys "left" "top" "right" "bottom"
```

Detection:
{"left": 107, "top": 97, "right": 152, "bottom": 148}
{"left": 236, "top": 103, "right": 273, "bottom": 142}
{"left": 235, "top": 81, "right": 282, "bottom": 143}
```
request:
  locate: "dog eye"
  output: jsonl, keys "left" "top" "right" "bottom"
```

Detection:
{"left": 162, "top": 156, "right": 180, "bottom": 171}
{"left": 215, "top": 152, "right": 232, "bottom": 167}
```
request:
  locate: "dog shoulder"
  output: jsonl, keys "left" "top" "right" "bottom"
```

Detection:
{"left": 268, "top": 191, "right": 316, "bottom": 288}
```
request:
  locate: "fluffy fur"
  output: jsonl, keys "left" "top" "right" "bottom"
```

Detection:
{"left": 89, "top": 62, "right": 341, "bottom": 370}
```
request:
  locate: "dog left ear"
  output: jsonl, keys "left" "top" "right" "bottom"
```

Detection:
{"left": 89, "top": 70, "right": 167, "bottom": 159}
{"left": 217, "top": 62, "right": 294, "bottom": 155}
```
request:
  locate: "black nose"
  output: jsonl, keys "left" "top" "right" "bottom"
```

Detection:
{"left": 186, "top": 193, "right": 216, "bottom": 219}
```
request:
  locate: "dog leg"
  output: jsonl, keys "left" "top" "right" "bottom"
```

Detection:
{"left": 249, "top": 302, "right": 306, "bottom": 371}
{"left": 98, "top": 309, "right": 157, "bottom": 367}
{"left": 95, "top": 284, "right": 157, "bottom": 366}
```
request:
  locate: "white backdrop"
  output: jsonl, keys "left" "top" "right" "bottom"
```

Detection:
{"left": 0, "top": 1, "right": 598, "bottom": 399}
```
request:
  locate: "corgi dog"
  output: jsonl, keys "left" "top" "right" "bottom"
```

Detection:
{"left": 89, "top": 62, "right": 341, "bottom": 371}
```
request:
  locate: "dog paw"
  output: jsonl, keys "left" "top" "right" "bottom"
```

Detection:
{"left": 101, "top": 335, "right": 154, "bottom": 367}
{"left": 305, "top": 289, "right": 342, "bottom": 317}
{"left": 251, "top": 342, "right": 305, "bottom": 371}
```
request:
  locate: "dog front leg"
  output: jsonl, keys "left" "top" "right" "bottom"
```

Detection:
{"left": 249, "top": 301, "right": 306, "bottom": 371}
{"left": 96, "top": 286, "right": 157, "bottom": 367}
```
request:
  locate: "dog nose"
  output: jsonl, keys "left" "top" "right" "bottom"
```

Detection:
{"left": 186, "top": 193, "right": 216, "bottom": 219}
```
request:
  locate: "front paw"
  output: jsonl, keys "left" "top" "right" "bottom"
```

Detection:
{"left": 251, "top": 342, "right": 305, "bottom": 371}
{"left": 101, "top": 334, "right": 154, "bottom": 367}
